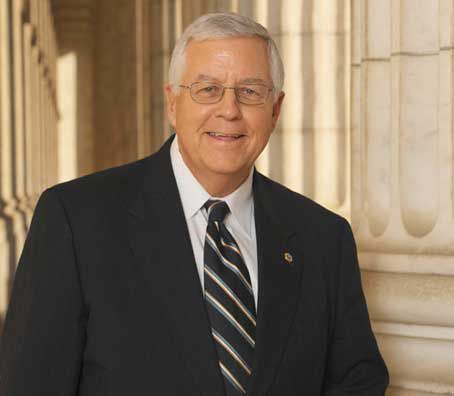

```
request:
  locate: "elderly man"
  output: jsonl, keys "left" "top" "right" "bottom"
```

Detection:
{"left": 0, "top": 12, "right": 388, "bottom": 396}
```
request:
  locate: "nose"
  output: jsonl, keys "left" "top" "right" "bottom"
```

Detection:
{"left": 215, "top": 88, "right": 242, "bottom": 120}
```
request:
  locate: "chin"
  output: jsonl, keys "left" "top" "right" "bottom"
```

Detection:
{"left": 206, "top": 163, "right": 250, "bottom": 178}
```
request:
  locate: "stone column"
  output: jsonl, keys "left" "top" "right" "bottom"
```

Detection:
{"left": 352, "top": 1, "right": 454, "bottom": 394}
{"left": 0, "top": 0, "right": 15, "bottom": 328}
{"left": 307, "top": 0, "right": 350, "bottom": 217}
{"left": 150, "top": 0, "right": 177, "bottom": 151}
{"left": 136, "top": 0, "right": 153, "bottom": 159}
{"left": 52, "top": 0, "right": 96, "bottom": 179}
{"left": 93, "top": 0, "right": 140, "bottom": 170}
{"left": 90, "top": 0, "right": 179, "bottom": 168}
{"left": 238, "top": 0, "right": 282, "bottom": 180}
{"left": 0, "top": 0, "right": 59, "bottom": 326}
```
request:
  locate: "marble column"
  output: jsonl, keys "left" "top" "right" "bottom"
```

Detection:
{"left": 136, "top": 0, "right": 153, "bottom": 159}
{"left": 150, "top": 0, "right": 176, "bottom": 151}
{"left": 0, "top": 0, "right": 15, "bottom": 329}
{"left": 352, "top": 0, "right": 454, "bottom": 394}
{"left": 88, "top": 0, "right": 176, "bottom": 169}
{"left": 52, "top": 0, "right": 96, "bottom": 179}
{"left": 0, "top": 0, "right": 58, "bottom": 326}
{"left": 92, "top": 0, "right": 140, "bottom": 170}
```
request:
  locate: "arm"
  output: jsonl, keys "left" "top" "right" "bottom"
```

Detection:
{"left": 323, "top": 219, "right": 389, "bottom": 395}
{"left": 0, "top": 188, "right": 87, "bottom": 395}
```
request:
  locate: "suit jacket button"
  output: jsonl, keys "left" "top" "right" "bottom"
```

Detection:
{"left": 284, "top": 252, "right": 293, "bottom": 263}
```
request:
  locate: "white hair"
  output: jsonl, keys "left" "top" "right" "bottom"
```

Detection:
{"left": 168, "top": 12, "right": 284, "bottom": 102}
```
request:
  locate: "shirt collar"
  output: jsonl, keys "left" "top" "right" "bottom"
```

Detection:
{"left": 170, "top": 135, "right": 254, "bottom": 236}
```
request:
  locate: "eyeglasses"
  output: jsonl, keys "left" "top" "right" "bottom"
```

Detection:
{"left": 179, "top": 81, "right": 273, "bottom": 105}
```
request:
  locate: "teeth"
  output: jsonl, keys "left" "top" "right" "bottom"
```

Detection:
{"left": 208, "top": 132, "right": 243, "bottom": 138}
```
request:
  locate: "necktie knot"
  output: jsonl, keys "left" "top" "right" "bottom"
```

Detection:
{"left": 204, "top": 199, "right": 229, "bottom": 223}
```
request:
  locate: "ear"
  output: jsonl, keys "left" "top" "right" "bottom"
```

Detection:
{"left": 165, "top": 84, "right": 177, "bottom": 128}
{"left": 271, "top": 91, "right": 285, "bottom": 129}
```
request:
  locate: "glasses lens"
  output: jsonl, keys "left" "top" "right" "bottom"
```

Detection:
{"left": 188, "top": 82, "right": 270, "bottom": 105}
{"left": 190, "top": 82, "right": 223, "bottom": 103}
{"left": 236, "top": 85, "right": 269, "bottom": 104}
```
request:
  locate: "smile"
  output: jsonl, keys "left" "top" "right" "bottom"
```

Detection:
{"left": 206, "top": 132, "right": 245, "bottom": 140}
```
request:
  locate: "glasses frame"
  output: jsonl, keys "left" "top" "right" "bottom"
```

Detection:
{"left": 179, "top": 81, "right": 274, "bottom": 105}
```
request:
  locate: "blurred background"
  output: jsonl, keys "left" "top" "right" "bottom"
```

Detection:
{"left": 0, "top": 0, "right": 453, "bottom": 394}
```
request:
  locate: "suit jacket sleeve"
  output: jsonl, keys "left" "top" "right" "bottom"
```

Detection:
{"left": 0, "top": 188, "right": 86, "bottom": 395}
{"left": 323, "top": 219, "right": 389, "bottom": 395}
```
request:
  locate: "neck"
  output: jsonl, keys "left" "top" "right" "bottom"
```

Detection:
{"left": 180, "top": 156, "right": 250, "bottom": 197}
{"left": 197, "top": 171, "right": 250, "bottom": 198}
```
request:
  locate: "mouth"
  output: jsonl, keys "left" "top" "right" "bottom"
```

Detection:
{"left": 206, "top": 131, "right": 246, "bottom": 141}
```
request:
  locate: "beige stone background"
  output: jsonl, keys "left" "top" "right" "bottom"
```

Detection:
{"left": 0, "top": 0, "right": 453, "bottom": 394}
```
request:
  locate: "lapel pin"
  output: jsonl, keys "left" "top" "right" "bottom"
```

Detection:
{"left": 284, "top": 252, "right": 293, "bottom": 264}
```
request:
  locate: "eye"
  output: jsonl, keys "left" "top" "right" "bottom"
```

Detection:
{"left": 239, "top": 86, "right": 260, "bottom": 97}
{"left": 196, "top": 85, "right": 221, "bottom": 96}
{"left": 202, "top": 86, "right": 216, "bottom": 92}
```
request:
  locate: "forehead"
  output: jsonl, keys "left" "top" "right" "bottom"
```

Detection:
{"left": 183, "top": 37, "right": 271, "bottom": 82}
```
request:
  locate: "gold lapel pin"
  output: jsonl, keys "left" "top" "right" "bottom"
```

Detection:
{"left": 284, "top": 252, "right": 293, "bottom": 264}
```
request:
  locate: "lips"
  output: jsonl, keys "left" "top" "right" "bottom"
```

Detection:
{"left": 206, "top": 131, "right": 245, "bottom": 140}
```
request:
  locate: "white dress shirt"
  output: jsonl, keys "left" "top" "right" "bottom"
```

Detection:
{"left": 170, "top": 136, "right": 258, "bottom": 308}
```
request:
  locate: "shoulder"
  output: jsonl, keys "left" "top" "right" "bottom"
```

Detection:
{"left": 51, "top": 156, "right": 147, "bottom": 200}
{"left": 47, "top": 137, "right": 174, "bottom": 209}
{"left": 37, "top": 154, "right": 159, "bottom": 225}
{"left": 254, "top": 172, "right": 349, "bottom": 237}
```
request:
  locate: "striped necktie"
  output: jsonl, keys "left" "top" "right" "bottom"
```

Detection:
{"left": 203, "top": 199, "right": 256, "bottom": 396}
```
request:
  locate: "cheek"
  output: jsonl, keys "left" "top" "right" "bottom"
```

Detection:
{"left": 249, "top": 113, "right": 274, "bottom": 142}
{"left": 176, "top": 103, "right": 212, "bottom": 131}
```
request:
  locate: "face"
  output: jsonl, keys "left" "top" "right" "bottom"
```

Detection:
{"left": 165, "top": 37, "right": 284, "bottom": 193}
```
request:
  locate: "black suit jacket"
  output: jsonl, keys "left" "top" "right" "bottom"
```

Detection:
{"left": 0, "top": 136, "right": 388, "bottom": 395}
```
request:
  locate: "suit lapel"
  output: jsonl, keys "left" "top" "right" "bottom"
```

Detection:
{"left": 126, "top": 138, "right": 225, "bottom": 396}
{"left": 246, "top": 173, "right": 305, "bottom": 396}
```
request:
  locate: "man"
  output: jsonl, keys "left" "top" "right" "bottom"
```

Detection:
{"left": 0, "top": 12, "right": 388, "bottom": 396}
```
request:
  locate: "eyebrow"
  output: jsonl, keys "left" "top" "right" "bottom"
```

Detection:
{"left": 194, "top": 74, "right": 268, "bottom": 85}
{"left": 239, "top": 78, "right": 268, "bottom": 85}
